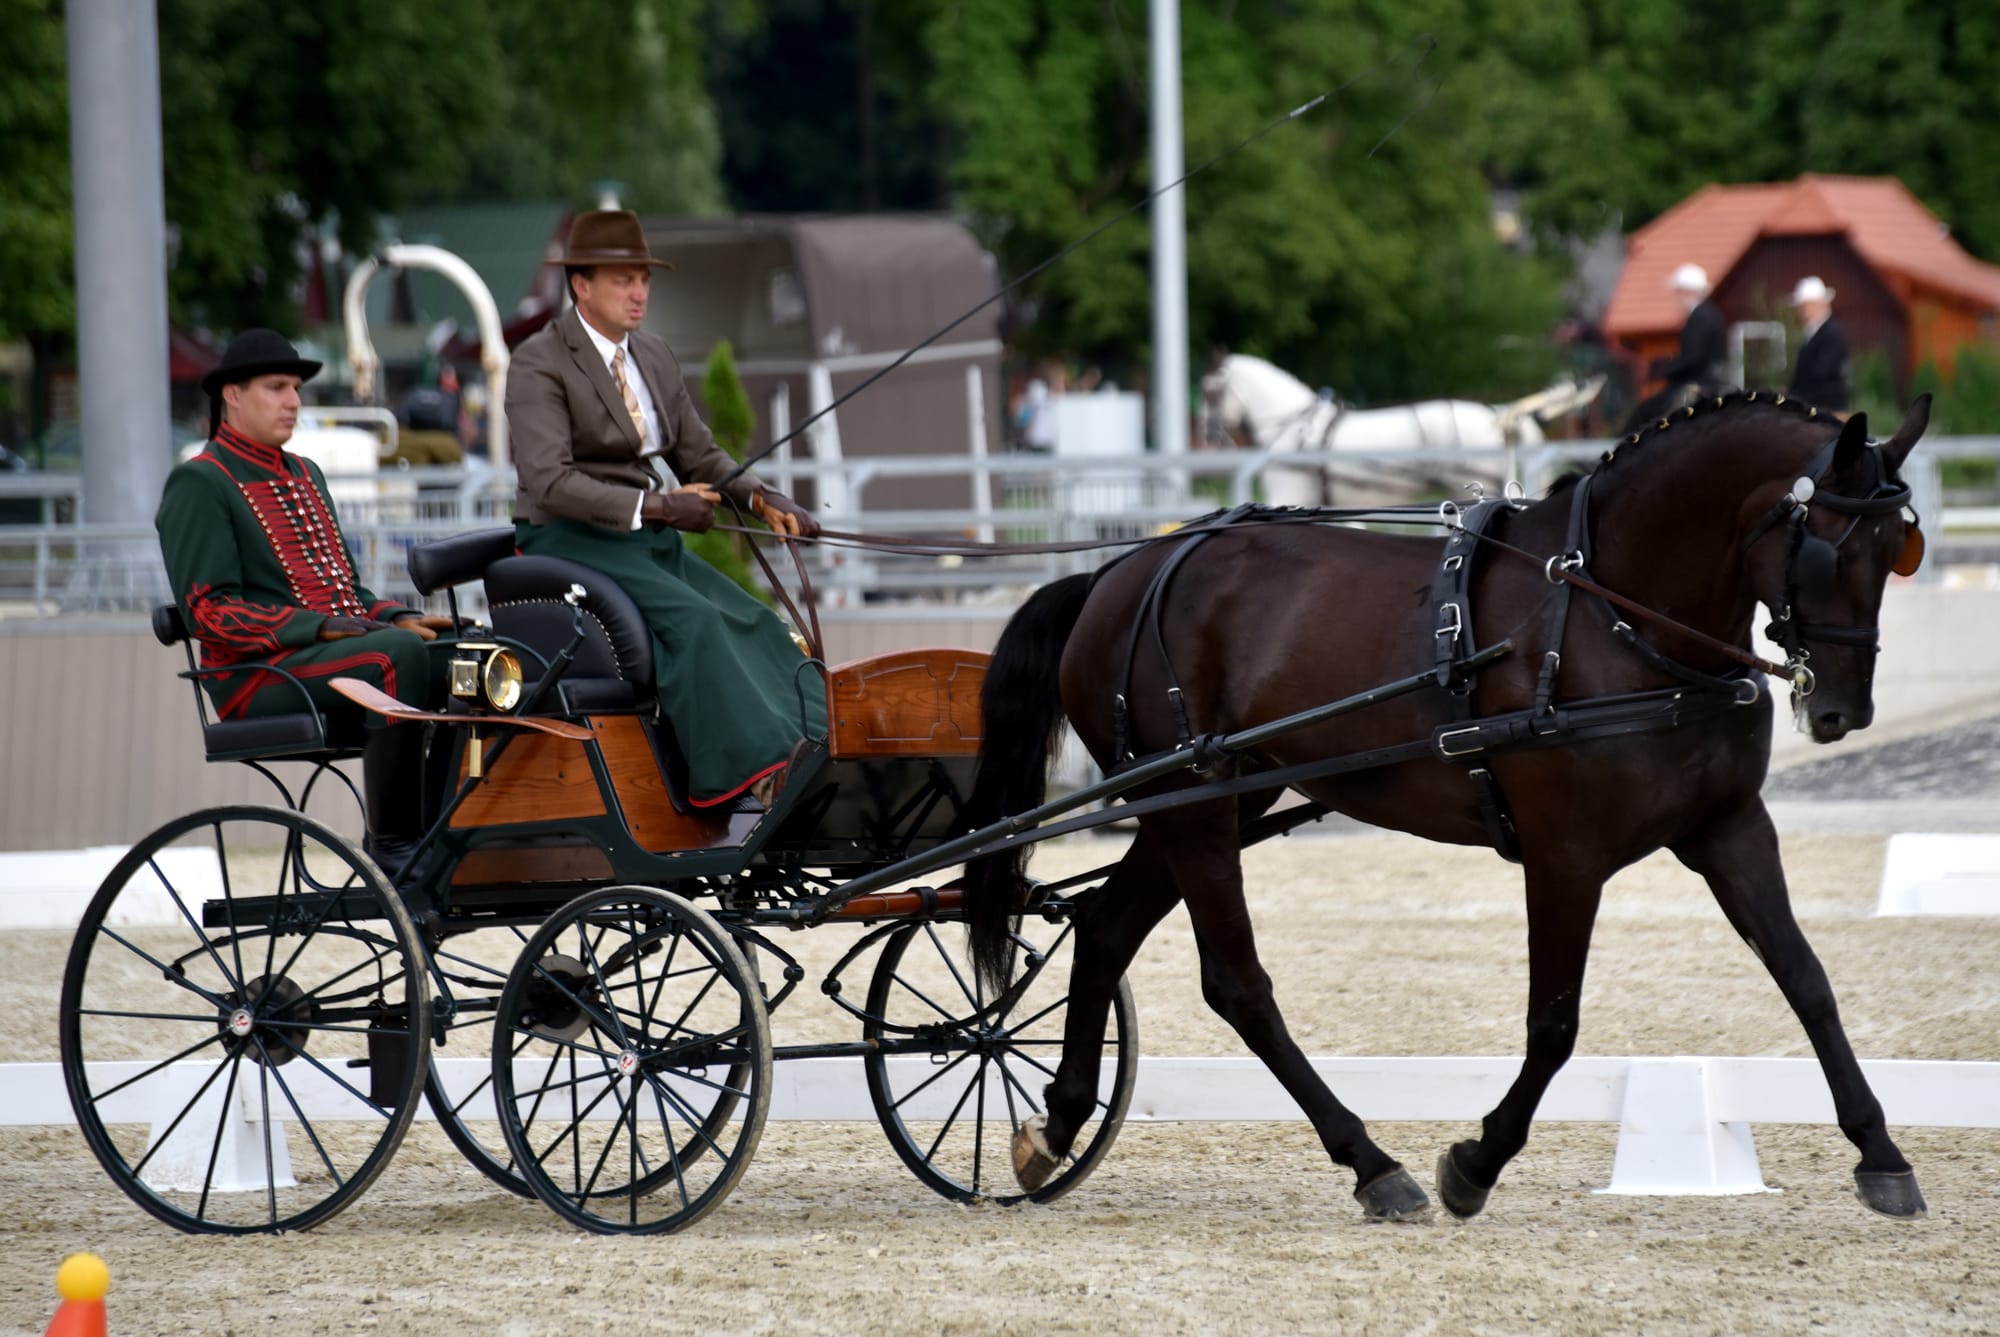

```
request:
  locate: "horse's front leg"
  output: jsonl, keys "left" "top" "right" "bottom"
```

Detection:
{"left": 1437, "top": 856, "right": 1605, "bottom": 1219}
{"left": 1671, "top": 798, "right": 1924, "bottom": 1217}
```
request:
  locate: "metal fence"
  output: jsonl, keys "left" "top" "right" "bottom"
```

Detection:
{"left": 4, "top": 437, "right": 1997, "bottom": 621}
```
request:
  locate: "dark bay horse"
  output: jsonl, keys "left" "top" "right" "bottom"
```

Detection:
{"left": 963, "top": 393, "right": 1933, "bottom": 1221}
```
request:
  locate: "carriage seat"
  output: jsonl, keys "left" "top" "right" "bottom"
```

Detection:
{"left": 406, "top": 531, "right": 706, "bottom": 808}
{"left": 406, "top": 528, "right": 655, "bottom": 715}
{"left": 154, "top": 604, "right": 366, "bottom": 762}
{"left": 484, "top": 555, "right": 655, "bottom": 715}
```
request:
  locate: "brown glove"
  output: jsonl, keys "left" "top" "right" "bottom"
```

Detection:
{"left": 752, "top": 487, "right": 820, "bottom": 539}
{"left": 641, "top": 483, "right": 720, "bottom": 533}
{"left": 391, "top": 614, "right": 458, "bottom": 642}
{"left": 318, "top": 616, "right": 392, "bottom": 641}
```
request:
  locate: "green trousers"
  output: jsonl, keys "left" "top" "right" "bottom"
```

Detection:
{"left": 218, "top": 627, "right": 451, "bottom": 720}
{"left": 516, "top": 519, "right": 826, "bottom": 804}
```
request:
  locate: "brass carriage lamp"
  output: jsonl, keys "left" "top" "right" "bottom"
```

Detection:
{"left": 448, "top": 641, "right": 524, "bottom": 712}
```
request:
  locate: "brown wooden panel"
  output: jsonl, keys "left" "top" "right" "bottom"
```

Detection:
{"left": 449, "top": 731, "right": 606, "bottom": 829}
{"left": 595, "top": 716, "right": 739, "bottom": 852}
{"left": 827, "top": 648, "right": 989, "bottom": 758}
{"left": 450, "top": 844, "right": 614, "bottom": 886}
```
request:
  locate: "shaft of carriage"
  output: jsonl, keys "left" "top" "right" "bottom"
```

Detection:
{"left": 793, "top": 640, "right": 1514, "bottom": 924}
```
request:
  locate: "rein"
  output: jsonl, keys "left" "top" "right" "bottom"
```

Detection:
{"left": 727, "top": 429, "right": 1912, "bottom": 703}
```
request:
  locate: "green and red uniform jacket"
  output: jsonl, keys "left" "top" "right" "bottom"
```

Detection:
{"left": 155, "top": 423, "right": 418, "bottom": 717}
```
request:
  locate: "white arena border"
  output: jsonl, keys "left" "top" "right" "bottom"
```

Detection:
{"left": 7, "top": 1055, "right": 1994, "bottom": 1197}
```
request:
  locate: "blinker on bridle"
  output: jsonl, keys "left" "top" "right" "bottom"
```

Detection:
{"left": 1740, "top": 435, "right": 1922, "bottom": 700}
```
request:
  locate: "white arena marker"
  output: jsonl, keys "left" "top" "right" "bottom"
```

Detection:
{"left": 1876, "top": 833, "right": 2000, "bottom": 917}
{"left": 1600, "top": 1057, "right": 1768, "bottom": 1197}
{"left": 0, "top": 845, "right": 223, "bottom": 930}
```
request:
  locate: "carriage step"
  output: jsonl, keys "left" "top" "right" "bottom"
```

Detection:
{"left": 200, "top": 889, "right": 388, "bottom": 929}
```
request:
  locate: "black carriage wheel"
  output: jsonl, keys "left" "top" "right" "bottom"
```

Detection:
{"left": 862, "top": 918, "right": 1137, "bottom": 1205}
{"left": 421, "top": 920, "right": 749, "bottom": 1199}
{"left": 59, "top": 805, "right": 430, "bottom": 1235}
{"left": 419, "top": 922, "right": 538, "bottom": 1198}
{"left": 491, "top": 887, "right": 771, "bottom": 1235}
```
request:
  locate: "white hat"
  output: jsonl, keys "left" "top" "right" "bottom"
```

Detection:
{"left": 1790, "top": 275, "right": 1835, "bottom": 306}
{"left": 1667, "top": 262, "right": 1710, "bottom": 294}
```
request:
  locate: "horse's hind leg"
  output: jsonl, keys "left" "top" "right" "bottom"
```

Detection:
{"left": 1671, "top": 799, "right": 1924, "bottom": 1217}
{"left": 1169, "top": 800, "right": 1429, "bottom": 1220}
{"left": 1437, "top": 856, "right": 1605, "bottom": 1219}
{"left": 1019, "top": 823, "right": 1185, "bottom": 1185}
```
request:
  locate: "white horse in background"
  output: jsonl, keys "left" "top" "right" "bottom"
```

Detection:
{"left": 1199, "top": 353, "right": 1606, "bottom": 508}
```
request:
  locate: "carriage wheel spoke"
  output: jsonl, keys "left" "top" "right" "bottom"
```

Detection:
{"left": 126, "top": 1047, "right": 237, "bottom": 1183}
{"left": 254, "top": 1034, "right": 346, "bottom": 1191}
{"left": 87, "top": 1031, "right": 230, "bottom": 1105}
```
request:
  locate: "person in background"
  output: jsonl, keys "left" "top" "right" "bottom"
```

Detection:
{"left": 1650, "top": 263, "right": 1731, "bottom": 399}
{"left": 1620, "top": 263, "right": 1733, "bottom": 433}
{"left": 390, "top": 385, "right": 467, "bottom": 466}
{"left": 1786, "top": 275, "right": 1850, "bottom": 411}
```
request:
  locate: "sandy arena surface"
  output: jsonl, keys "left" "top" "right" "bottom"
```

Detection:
{"left": 4, "top": 793, "right": 1998, "bottom": 1335}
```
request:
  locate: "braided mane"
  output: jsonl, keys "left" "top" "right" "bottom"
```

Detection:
{"left": 1548, "top": 389, "right": 1836, "bottom": 495}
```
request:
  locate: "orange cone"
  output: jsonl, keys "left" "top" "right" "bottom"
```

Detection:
{"left": 44, "top": 1253, "right": 108, "bottom": 1337}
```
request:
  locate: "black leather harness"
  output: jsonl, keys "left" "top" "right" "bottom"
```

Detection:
{"left": 1102, "top": 494, "right": 1766, "bottom": 863}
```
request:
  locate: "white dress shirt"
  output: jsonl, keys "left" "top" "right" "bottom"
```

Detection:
{"left": 577, "top": 316, "right": 677, "bottom": 529}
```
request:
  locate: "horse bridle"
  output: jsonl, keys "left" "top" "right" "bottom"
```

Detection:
{"left": 1739, "top": 437, "right": 1923, "bottom": 698}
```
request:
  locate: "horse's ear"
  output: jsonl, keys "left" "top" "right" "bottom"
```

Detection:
{"left": 1881, "top": 394, "right": 1932, "bottom": 468}
{"left": 1831, "top": 410, "right": 1870, "bottom": 473}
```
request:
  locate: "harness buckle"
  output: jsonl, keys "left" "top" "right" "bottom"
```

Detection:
{"left": 1442, "top": 554, "right": 1463, "bottom": 572}
{"left": 1504, "top": 479, "right": 1528, "bottom": 509}
{"left": 1436, "top": 725, "right": 1485, "bottom": 758}
{"left": 1438, "top": 500, "right": 1463, "bottom": 530}
{"left": 1543, "top": 551, "right": 1583, "bottom": 584}
{"left": 1435, "top": 603, "right": 1462, "bottom": 642}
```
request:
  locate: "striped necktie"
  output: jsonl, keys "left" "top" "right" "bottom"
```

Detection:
{"left": 611, "top": 346, "right": 647, "bottom": 446}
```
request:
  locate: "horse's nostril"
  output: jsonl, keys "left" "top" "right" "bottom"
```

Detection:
{"left": 1815, "top": 711, "right": 1848, "bottom": 735}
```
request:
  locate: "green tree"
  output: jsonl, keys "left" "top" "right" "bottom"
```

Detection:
{"left": 445, "top": 0, "right": 725, "bottom": 214}
{"left": 688, "top": 338, "right": 767, "bottom": 601}
{"left": 0, "top": 0, "right": 725, "bottom": 345}
{"left": 701, "top": 339, "right": 755, "bottom": 459}
{"left": 923, "top": 0, "right": 1565, "bottom": 403}
{"left": 0, "top": 1, "right": 73, "bottom": 341}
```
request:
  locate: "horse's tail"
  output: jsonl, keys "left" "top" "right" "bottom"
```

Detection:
{"left": 963, "top": 571, "right": 1095, "bottom": 995}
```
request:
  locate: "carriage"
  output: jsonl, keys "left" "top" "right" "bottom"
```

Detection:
{"left": 57, "top": 525, "right": 1163, "bottom": 1235}
{"left": 59, "top": 392, "right": 1938, "bottom": 1235}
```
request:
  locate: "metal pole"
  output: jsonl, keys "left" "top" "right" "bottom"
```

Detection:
{"left": 1149, "top": 0, "right": 1190, "bottom": 495}
{"left": 67, "top": 0, "right": 171, "bottom": 530}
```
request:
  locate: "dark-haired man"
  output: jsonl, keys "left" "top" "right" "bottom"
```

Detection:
{"left": 156, "top": 329, "right": 456, "bottom": 865}
{"left": 505, "top": 209, "right": 824, "bottom": 808}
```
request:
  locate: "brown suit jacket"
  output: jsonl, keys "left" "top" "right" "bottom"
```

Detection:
{"left": 507, "top": 306, "right": 761, "bottom": 528}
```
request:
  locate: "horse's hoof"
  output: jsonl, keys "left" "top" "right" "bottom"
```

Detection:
{"left": 1013, "top": 1115, "right": 1059, "bottom": 1192}
{"left": 1354, "top": 1166, "right": 1431, "bottom": 1221}
{"left": 1435, "top": 1146, "right": 1492, "bottom": 1220}
{"left": 1854, "top": 1169, "right": 1927, "bottom": 1219}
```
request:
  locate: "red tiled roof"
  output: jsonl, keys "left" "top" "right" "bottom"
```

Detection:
{"left": 1603, "top": 175, "right": 2000, "bottom": 338}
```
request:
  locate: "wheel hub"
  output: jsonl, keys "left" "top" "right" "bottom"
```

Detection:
{"left": 522, "top": 954, "right": 592, "bottom": 1042}
{"left": 219, "top": 974, "right": 317, "bottom": 1066}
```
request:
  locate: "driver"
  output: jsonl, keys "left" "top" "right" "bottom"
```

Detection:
{"left": 505, "top": 209, "right": 825, "bottom": 809}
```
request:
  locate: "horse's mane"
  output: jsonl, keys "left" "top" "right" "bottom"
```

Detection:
{"left": 1543, "top": 389, "right": 1837, "bottom": 497}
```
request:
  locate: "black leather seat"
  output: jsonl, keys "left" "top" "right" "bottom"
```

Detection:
{"left": 405, "top": 529, "right": 654, "bottom": 714}
{"left": 405, "top": 532, "right": 697, "bottom": 806}
{"left": 480, "top": 555, "right": 655, "bottom": 715}
{"left": 154, "top": 604, "right": 365, "bottom": 762}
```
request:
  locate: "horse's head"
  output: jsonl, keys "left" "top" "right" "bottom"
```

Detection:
{"left": 1199, "top": 359, "right": 1248, "bottom": 446}
{"left": 1741, "top": 398, "right": 1929, "bottom": 742}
